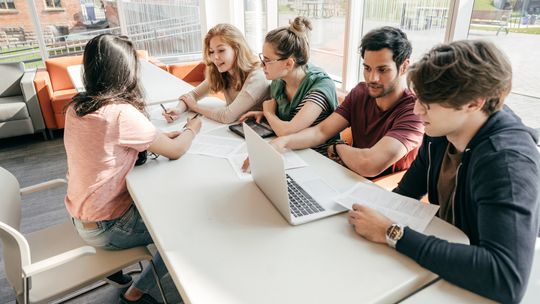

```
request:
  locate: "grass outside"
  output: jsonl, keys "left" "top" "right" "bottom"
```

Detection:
{"left": 470, "top": 25, "right": 540, "bottom": 34}
{"left": 0, "top": 46, "right": 43, "bottom": 68}
{"left": 474, "top": 0, "right": 496, "bottom": 11}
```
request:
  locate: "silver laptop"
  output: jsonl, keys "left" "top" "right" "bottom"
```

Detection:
{"left": 243, "top": 123, "right": 347, "bottom": 225}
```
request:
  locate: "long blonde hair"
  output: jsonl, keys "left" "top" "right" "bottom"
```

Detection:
{"left": 203, "top": 24, "right": 259, "bottom": 92}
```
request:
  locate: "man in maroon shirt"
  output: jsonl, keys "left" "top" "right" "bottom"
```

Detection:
{"left": 272, "top": 26, "right": 424, "bottom": 178}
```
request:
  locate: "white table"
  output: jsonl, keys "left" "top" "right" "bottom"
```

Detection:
{"left": 67, "top": 60, "right": 193, "bottom": 105}
{"left": 402, "top": 238, "right": 540, "bottom": 304}
{"left": 126, "top": 127, "right": 469, "bottom": 304}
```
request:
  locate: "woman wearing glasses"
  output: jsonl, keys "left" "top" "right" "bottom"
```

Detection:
{"left": 162, "top": 23, "right": 270, "bottom": 124}
{"left": 239, "top": 16, "right": 338, "bottom": 154}
{"left": 64, "top": 34, "right": 199, "bottom": 304}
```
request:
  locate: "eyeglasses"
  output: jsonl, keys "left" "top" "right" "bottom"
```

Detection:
{"left": 258, "top": 53, "right": 287, "bottom": 66}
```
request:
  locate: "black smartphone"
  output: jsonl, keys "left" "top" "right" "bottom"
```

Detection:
{"left": 229, "top": 120, "right": 275, "bottom": 138}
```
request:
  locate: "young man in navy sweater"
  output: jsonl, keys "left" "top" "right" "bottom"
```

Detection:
{"left": 348, "top": 40, "right": 540, "bottom": 303}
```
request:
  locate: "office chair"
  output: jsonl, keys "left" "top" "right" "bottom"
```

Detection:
{"left": 0, "top": 167, "right": 167, "bottom": 304}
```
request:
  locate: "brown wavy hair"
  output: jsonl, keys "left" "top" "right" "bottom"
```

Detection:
{"left": 203, "top": 24, "right": 259, "bottom": 93}
{"left": 407, "top": 40, "right": 512, "bottom": 115}
{"left": 70, "top": 34, "right": 145, "bottom": 117}
{"left": 265, "top": 16, "right": 312, "bottom": 67}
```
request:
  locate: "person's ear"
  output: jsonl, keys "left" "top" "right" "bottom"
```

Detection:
{"left": 399, "top": 58, "right": 410, "bottom": 75}
{"left": 467, "top": 98, "right": 487, "bottom": 112}
{"left": 285, "top": 57, "right": 295, "bottom": 70}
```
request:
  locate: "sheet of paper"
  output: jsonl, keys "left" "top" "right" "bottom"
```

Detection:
{"left": 188, "top": 135, "right": 244, "bottom": 158}
{"left": 148, "top": 104, "right": 227, "bottom": 134}
{"left": 335, "top": 182, "right": 439, "bottom": 232}
{"left": 228, "top": 149, "right": 308, "bottom": 179}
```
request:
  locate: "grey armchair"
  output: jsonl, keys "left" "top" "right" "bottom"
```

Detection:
{"left": 0, "top": 62, "right": 46, "bottom": 139}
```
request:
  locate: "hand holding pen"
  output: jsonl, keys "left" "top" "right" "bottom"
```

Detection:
{"left": 183, "top": 113, "right": 202, "bottom": 135}
{"left": 161, "top": 103, "right": 185, "bottom": 123}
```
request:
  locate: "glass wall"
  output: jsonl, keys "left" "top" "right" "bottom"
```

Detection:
{"left": 277, "top": 0, "right": 347, "bottom": 82}
{"left": 0, "top": 0, "right": 202, "bottom": 68}
{"left": 244, "top": 0, "right": 268, "bottom": 54}
{"left": 468, "top": 0, "right": 540, "bottom": 98}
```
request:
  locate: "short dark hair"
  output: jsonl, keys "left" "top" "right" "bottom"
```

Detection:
{"left": 359, "top": 26, "right": 412, "bottom": 68}
{"left": 407, "top": 40, "right": 512, "bottom": 115}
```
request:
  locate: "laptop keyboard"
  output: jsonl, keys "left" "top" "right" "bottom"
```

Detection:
{"left": 286, "top": 174, "right": 325, "bottom": 218}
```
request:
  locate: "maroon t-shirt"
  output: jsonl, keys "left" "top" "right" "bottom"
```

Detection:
{"left": 335, "top": 82, "right": 424, "bottom": 177}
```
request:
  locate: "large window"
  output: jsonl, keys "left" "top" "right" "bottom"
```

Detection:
{"left": 277, "top": 0, "right": 348, "bottom": 82}
{"left": 0, "top": 0, "right": 202, "bottom": 69}
{"left": 244, "top": 0, "right": 268, "bottom": 54}
{"left": 468, "top": 0, "right": 540, "bottom": 98}
{"left": 0, "top": 0, "right": 15, "bottom": 10}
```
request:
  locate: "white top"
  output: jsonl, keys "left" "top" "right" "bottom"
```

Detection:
{"left": 126, "top": 128, "right": 469, "bottom": 304}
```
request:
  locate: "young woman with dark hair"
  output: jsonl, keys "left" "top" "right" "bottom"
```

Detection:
{"left": 64, "top": 34, "right": 199, "bottom": 303}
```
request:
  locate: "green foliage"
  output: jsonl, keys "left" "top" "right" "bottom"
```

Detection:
{"left": 473, "top": 0, "right": 496, "bottom": 11}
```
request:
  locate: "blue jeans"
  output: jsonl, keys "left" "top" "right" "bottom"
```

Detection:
{"left": 72, "top": 204, "right": 167, "bottom": 294}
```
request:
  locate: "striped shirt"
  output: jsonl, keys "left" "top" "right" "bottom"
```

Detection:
{"left": 290, "top": 90, "right": 335, "bottom": 154}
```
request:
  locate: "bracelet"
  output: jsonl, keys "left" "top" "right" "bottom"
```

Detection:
{"left": 332, "top": 140, "right": 347, "bottom": 156}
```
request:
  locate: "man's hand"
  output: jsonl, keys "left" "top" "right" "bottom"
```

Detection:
{"left": 327, "top": 144, "right": 345, "bottom": 166}
{"left": 348, "top": 204, "right": 392, "bottom": 244}
{"left": 270, "top": 136, "right": 289, "bottom": 153}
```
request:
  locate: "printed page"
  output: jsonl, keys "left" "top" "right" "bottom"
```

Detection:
{"left": 228, "top": 148, "right": 308, "bottom": 179}
{"left": 148, "top": 104, "right": 227, "bottom": 134}
{"left": 335, "top": 182, "right": 439, "bottom": 232}
{"left": 188, "top": 135, "right": 244, "bottom": 158}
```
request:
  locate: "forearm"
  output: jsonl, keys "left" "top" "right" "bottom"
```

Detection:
{"left": 336, "top": 145, "right": 385, "bottom": 177}
{"left": 397, "top": 227, "right": 533, "bottom": 303}
{"left": 199, "top": 93, "right": 259, "bottom": 124}
{"left": 282, "top": 126, "right": 329, "bottom": 150}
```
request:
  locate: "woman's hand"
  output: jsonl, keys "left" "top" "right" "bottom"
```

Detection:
{"left": 162, "top": 105, "right": 185, "bottom": 123}
{"left": 180, "top": 94, "right": 198, "bottom": 111}
{"left": 239, "top": 111, "right": 264, "bottom": 123}
{"left": 184, "top": 115, "right": 202, "bottom": 134}
{"left": 262, "top": 98, "right": 277, "bottom": 115}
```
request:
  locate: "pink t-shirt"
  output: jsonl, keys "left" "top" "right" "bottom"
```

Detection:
{"left": 64, "top": 103, "right": 159, "bottom": 221}
{"left": 335, "top": 82, "right": 424, "bottom": 177}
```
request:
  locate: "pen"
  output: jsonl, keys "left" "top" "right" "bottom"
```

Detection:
{"left": 160, "top": 103, "right": 173, "bottom": 121}
{"left": 182, "top": 113, "right": 201, "bottom": 129}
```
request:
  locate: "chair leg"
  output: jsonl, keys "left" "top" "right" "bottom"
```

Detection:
{"left": 23, "top": 277, "right": 30, "bottom": 304}
{"left": 149, "top": 259, "right": 168, "bottom": 304}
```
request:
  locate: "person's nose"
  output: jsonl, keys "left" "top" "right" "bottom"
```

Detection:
{"left": 366, "top": 70, "right": 379, "bottom": 83}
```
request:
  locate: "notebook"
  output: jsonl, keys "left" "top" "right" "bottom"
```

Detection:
{"left": 243, "top": 123, "right": 346, "bottom": 225}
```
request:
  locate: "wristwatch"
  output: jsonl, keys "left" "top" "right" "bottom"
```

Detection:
{"left": 385, "top": 223, "right": 405, "bottom": 248}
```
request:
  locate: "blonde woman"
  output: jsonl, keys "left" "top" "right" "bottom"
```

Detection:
{"left": 163, "top": 23, "right": 270, "bottom": 124}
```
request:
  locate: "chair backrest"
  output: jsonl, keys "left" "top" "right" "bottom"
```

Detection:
{"left": 44, "top": 55, "right": 83, "bottom": 92}
{"left": 0, "top": 167, "right": 32, "bottom": 298}
{"left": 0, "top": 62, "right": 25, "bottom": 97}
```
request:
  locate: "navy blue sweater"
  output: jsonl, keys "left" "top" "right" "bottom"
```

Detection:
{"left": 394, "top": 106, "right": 540, "bottom": 303}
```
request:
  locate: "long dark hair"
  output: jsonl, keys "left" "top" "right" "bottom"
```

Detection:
{"left": 71, "top": 34, "right": 144, "bottom": 116}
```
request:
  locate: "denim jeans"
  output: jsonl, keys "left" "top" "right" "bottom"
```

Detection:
{"left": 72, "top": 204, "right": 167, "bottom": 294}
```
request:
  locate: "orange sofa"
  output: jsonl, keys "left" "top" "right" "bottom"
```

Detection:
{"left": 34, "top": 55, "right": 83, "bottom": 130}
{"left": 34, "top": 52, "right": 168, "bottom": 131}
{"left": 167, "top": 61, "right": 206, "bottom": 87}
